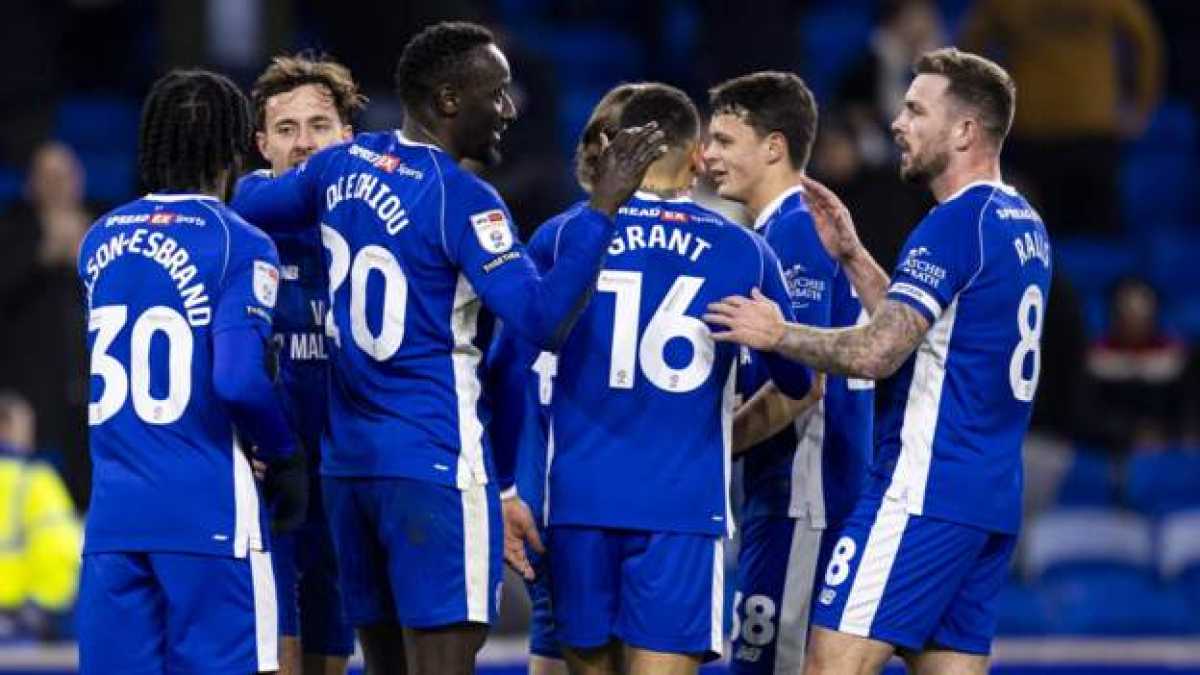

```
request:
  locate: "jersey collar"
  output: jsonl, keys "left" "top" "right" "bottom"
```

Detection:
{"left": 943, "top": 179, "right": 1017, "bottom": 203}
{"left": 394, "top": 130, "right": 446, "bottom": 154}
{"left": 634, "top": 189, "right": 693, "bottom": 204}
{"left": 752, "top": 184, "right": 805, "bottom": 231}
{"left": 143, "top": 193, "right": 219, "bottom": 202}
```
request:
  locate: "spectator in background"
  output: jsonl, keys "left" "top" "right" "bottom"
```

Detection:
{"left": 1086, "top": 278, "right": 1190, "bottom": 451}
{"left": 961, "top": 0, "right": 1165, "bottom": 236}
{"left": 0, "top": 392, "right": 83, "bottom": 642}
{"left": 0, "top": 142, "right": 90, "bottom": 508}
{"left": 809, "top": 115, "right": 930, "bottom": 270}
{"left": 838, "top": 0, "right": 946, "bottom": 168}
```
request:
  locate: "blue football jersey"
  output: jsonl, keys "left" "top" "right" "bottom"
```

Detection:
{"left": 486, "top": 323, "right": 554, "bottom": 523}
{"left": 535, "top": 192, "right": 812, "bottom": 537}
{"left": 736, "top": 187, "right": 874, "bottom": 528}
{"left": 876, "top": 181, "right": 1052, "bottom": 534}
{"left": 79, "top": 194, "right": 281, "bottom": 557}
{"left": 232, "top": 131, "right": 614, "bottom": 489}
{"left": 238, "top": 171, "right": 331, "bottom": 451}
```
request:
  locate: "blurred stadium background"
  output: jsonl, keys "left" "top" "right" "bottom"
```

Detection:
{"left": 2, "top": 0, "right": 1199, "bottom": 672}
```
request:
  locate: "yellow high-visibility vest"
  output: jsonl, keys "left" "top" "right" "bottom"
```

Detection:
{"left": 0, "top": 456, "right": 82, "bottom": 611}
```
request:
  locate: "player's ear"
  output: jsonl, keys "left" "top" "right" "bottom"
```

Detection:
{"left": 434, "top": 84, "right": 459, "bottom": 117}
{"left": 255, "top": 131, "right": 269, "bottom": 163}
{"left": 339, "top": 125, "right": 354, "bottom": 142}
{"left": 765, "top": 131, "right": 787, "bottom": 166}
{"left": 954, "top": 116, "right": 975, "bottom": 152}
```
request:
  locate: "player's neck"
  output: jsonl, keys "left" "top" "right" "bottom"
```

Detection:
{"left": 930, "top": 155, "right": 1002, "bottom": 202}
{"left": 639, "top": 163, "right": 692, "bottom": 200}
{"left": 400, "top": 116, "right": 454, "bottom": 158}
{"left": 745, "top": 167, "right": 804, "bottom": 221}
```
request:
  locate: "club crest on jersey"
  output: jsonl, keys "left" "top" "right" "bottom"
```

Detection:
{"left": 253, "top": 260, "right": 279, "bottom": 308}
{"left": 471, "top": 209, "right": 514, "bottom": 254}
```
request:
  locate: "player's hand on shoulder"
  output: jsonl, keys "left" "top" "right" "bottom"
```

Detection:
{"left": 501, "top": 493, "right": 544, "bottom": 581}
{"left": 705, "top": 288, "right": 788, "bottom": 351}
{"left": 799, "top": 175, "right": 864, "bottom": 264}
{"left": 263, "top": 447, "right": 309, "bottom": 533}
{"left": 588, "top": 121, "right": 667, "bottom": 217}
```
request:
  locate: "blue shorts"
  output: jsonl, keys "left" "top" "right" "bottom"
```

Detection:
{"left": 525, "top": 538, "right": 562, "bottom": 660}
{"left": 271, "top": 484, "right": 355, "bottom": 656}
{"left": 730, "top": 515, "right": 830, "bottom": 674}
{"left": 810, "top": 493, "right": 1017, "bottom": 655}
{"left": 548, "top": 525, "right": 724, "bottom": 659}
{"left": 323, "top": 476, "right": 503, "bottom": 628}
{"left": 78, "top": 551, "right": 277, "bottom": 674}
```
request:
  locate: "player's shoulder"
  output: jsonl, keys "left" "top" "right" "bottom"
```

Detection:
{"left": 926, "top": 181, "right": 1014, "bottom": 227}
{"left": 212, "top": 201, "right": 279, "bottom": 261}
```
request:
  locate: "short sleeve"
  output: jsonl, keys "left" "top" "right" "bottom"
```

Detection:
{"left": 886, "top": 199, "right": 983, "bottom": 324}
{"left": 230, "top": 145, "right": 337, "bottom": 231}
{"left": 212, "top": 222, "right": 281, "bottom": 335}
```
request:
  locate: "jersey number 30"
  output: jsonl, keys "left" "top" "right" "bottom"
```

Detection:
{"left": 89, "top": 305, "right": 193, "bottom": 426}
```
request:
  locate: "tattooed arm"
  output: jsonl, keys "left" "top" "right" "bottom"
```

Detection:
{"left": 706, "top": 290, "right": 930, "bottom": 380}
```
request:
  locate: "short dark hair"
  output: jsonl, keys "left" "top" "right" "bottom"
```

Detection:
{"left": 576, "top": 83, "right": 646, "bottom": 191}
{"left": 708, "top": 72, "right": 818, "bottom": 171}
{"left": 251, "top": 53, "right": 367, "bottom": 129}
{"left": 394, "top": 21, "right": 495, "bottom": 110}
{"left": 914, "top": 47, "right": 1016, "bottom": 145}
{"left": 617, "top": 83, "right": 699, "bottom": 153}
{"left": 138, "top": 69, "right": 252, "bottom": 194}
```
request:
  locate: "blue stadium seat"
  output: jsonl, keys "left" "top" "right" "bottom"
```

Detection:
{"left": 1120, "top": 151, "right": 1200, "bottom": 227}
{"left": 1052, "top": 237, "right": 1141, "bottom": 335}
{"left": 1132, "top": 100, "right": 1199, "bottom": 153}
{"left": 1126, "top": 450, "right": 1200, "bottom": 517}
{"left": 994, "top": 576, "right": 1050, "bottom": 636}
{"left": 1026, "top": 509, "right": 1189, "bottom": 634}
{"left": 1157, "top": 509, "right": 1200, "bottom": 631}
{"left": 0, "top": 164, "right": 21, "bottom": 211}
{"left": 798, "top": 2, "right": 875, "bottom": 101}
{"left": 1052, "top": 449, "right": 1117, "bottom": 508}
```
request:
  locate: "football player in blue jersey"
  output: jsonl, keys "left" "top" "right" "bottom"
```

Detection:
{"left": 522, "top": 83, "right": 813, "bottom": 675}
{"left": 706, "top": 48, "right": 1049, "bottom": 675}
{"left": 702, "top": 71, "right": 874, "bottom": 675}
{"left": 77, "top": 69, "right": 305, "bottom": 674}
{"left": 488, "top": 82, "right": 646, "bottom": 675}
{"left": 248, "top": 53, "right": 366, "bottom": 675}
{"left": 231, "top": 21, "right": 664, "bottom": 675}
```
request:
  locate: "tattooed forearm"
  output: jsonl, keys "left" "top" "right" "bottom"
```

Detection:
{"left": 775, "top": 300, "right": 930, "bottom": 379}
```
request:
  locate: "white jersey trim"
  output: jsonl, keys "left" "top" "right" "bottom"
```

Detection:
{"left": 462, "top": 483, "right": 491, "bottom": 623}
{"left": 143, "top": 193, "right": 219, "bottom": 202}
{"left": 775, "top": 520, "right": 823, "bottom": 674}
{"left": 752, "top": 184, "right": 805, "bottom": 231}
{"left": 721, "top": 365, "right": 737, "bottom": 538}
{"left": 887, "top": 297, "right": 958, "bottom": 514}
{"left": 710, "top": 537, "right": 726, "bottom": 656}
{"left": 450, "top": 275, "right": 488, "bottom": 488}
{"left": 838, "top": 496, "right": 909, "bottom": 636}
{"left": 250, "top": 550, "right": 279, "bottom": 672}
{"left": 788, "top": 400, "right": 827, "bottom": 527}
{"left": 231, "top": 434, "right": 262, "bottom": 558}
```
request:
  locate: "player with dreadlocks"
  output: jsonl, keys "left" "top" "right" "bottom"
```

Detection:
{"left": 77, "top": 69, "right": 306, "bottom": 674}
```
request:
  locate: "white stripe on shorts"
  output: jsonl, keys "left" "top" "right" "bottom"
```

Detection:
{"left": 838, "top": 497, "right": 909, "bottom": 637}
{"left": 249, "top": 550, "right": 279, "bottom": 672}
{"left": 774, "top": 520, "right": 824, "bottom": 675}
{"left": 463, "top": 483, "right": 490, "bottom": 623}
{"left": 711, "top": 537, "right": 726, "bottom": 656}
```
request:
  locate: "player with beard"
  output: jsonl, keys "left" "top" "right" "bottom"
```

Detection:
{"left": 704, "top": 48, "right": 1050, "bottom": 675}
{"left": 244, "top": 53, "right": 365, "bottom": 675}
{"left": 232, "top": 21, "right": 665, "bottom": 675}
